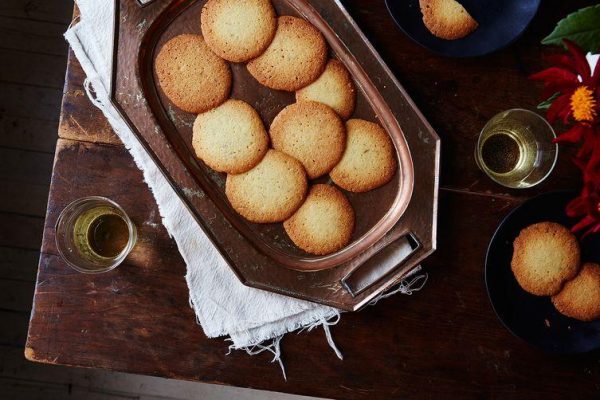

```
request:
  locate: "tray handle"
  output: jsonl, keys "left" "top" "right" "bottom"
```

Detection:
{"left": 341, "top": 232, "right": 421, "bottom": 297}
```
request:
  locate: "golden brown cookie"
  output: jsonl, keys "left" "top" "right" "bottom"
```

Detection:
{"left": 330, "top": 119, "right": 397, "bottom": 192}
{"left": 552, "top": 263, "right": 600, "bottom": 322}
{"left": 155, "top": 34, "right": 231, "bottom": 113}
{"left": 247, "top": 16, "right": 328, "bottom": 91}
{"left": 511, "top": 222, "right": 581, "bottom": 296}
{"left": 192, "top": 99, "right": 269, "bottom": 174}
{"left": 419, "top": 0, "right": 478, "bottom": 40}
{"left": 284, "top": 184, "right": 355, "bottom": 255}
{"left": 225, "top": 150, "right": 307, "bottom": 223}
{"left": 201, "top": 0, "right": 277, "bottom": 62}
{"left": 552, "top": 263, "right": 600, "bottom": 321}
{"left": 296, "top": 59, "right": 356, "bottom": 120}
{"left": 270, "top": 101, "right": 346, "bottom": 179}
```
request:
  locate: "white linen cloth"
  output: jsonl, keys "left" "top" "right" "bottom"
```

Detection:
{"left": 64, "top": 0, "right": 426, "bottom": 372}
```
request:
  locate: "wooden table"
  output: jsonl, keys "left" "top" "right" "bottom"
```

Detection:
{"left": 26, "top": 1, "right": 600, "bottom": 398}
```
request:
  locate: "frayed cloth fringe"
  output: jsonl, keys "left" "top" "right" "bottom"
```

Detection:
{"left": 223, "top": 271, "right": 428, "bottom": 379}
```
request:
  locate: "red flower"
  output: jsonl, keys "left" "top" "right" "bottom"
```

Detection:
{"left": 566, "top": 180, "right": 600, "bottom": 238}
{"left": 531, "top": 40, "right": 600, "bottom": 237}
{"left": 530, "top": 40, "right": 599, "bottom": 126}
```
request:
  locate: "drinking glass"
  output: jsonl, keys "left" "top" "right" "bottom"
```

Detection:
{"left": 475, "top": 109, "right": 558, "bottom": 189}
{"left": 55, "top": 196, "right": 137, "bottom": 273}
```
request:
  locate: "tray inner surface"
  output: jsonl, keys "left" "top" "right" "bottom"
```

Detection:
{"left": 140, "top": 0, "right": 413, "bottom": 269}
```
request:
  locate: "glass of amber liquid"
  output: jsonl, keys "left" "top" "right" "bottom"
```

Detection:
{"left": 55, "top": 197, "right": 137, "bottom": 273}
{"left": 475, "top": 109, "right": 558, "bottom": 189}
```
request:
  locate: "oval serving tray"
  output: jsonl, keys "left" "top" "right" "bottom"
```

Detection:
{"left": 110, "top": 0, "right": 440, "bottom": 311}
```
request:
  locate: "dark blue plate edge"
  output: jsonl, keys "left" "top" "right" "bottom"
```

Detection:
{"left": 383, "top": 0, "right": 542, "bottom": 58}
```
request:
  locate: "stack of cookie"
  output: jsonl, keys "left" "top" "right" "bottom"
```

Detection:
{"left": 154, "top": 0, "right": 398, "bottom": 256}
{"left": 511, "top": 222, "right": 600, "bottom": 322}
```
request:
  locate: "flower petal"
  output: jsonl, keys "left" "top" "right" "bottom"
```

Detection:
{"left": 576, "top": 126, "right": 597, "bottom": 160}
{"left": 544, "top": 53, "right": 577, "bottom": 73}
{"left": 581, "top": 221, "right": 600, "bottom": 238}
{"left": 547, "top": 93, "right": 572, "bottom": 124}
{"left": 530, "top": 66, "right": 579, "bottom": 100}
{"left": 530, "top": 66, "right": 578, "bottom": 86}
{"left": 582, "top": 134, "right": 600, "bottom": 183}
{"left": 566, "top": 195, "right": 586, "bottom": 217}
{"left": 554, "top": 124, "right": 586, "bottom": 144}
{"left": 571, "top": 215, "right": 597, "bottom": 233}
{"left": 564, "top": 39, "right": 592, "bottom": 82}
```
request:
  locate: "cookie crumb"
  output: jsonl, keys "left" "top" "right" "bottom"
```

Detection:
{"left": 544, "top": 318, "right": 550, "bottom": 328}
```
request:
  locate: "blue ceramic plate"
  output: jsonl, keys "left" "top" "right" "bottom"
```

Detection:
{"left": 385, "top": 0, "right": 541, "bottom": 57}
{"left": 485, "top": 191, "right": 600, "bottom": 354}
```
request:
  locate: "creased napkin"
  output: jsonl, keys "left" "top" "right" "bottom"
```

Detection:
{"left": 64, "top": 0, "right": 426, "bottom": 371}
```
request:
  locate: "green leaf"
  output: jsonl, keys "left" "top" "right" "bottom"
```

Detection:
{"left": 542, "top": 5, "right": 600, "bottom": 53}
{"left": 537, "top": 92, "right": 560, "bottom": 111}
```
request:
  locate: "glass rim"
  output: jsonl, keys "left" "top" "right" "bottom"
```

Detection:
{"left": 476, "top": 108, "right": 559, "bottom": 189}
{"left": 55, "top": 196, "right": 137, "bottom": 274}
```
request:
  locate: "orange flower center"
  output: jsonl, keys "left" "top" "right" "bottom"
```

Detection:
{"left": 570, "top": 86, "right": 597, "bottom": 122}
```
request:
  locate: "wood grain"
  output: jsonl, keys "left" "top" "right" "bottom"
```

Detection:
{"left": 26, "top": 0, "right": 600, "bottom": 398}
{"left": 58, "top": 50, "right": 121, "bottom": 146}
{"left": 0, "top": 48, "right": 67, "bottom": 89}
{"left": 0, "top": 83, "right": 62, "bottom": 121}
{"left": 0, "top": 0, "right": 73, "bottom": 24}
{"left": 0, "top": 312, "right": 30, "bottom": 347}
{"left": 0, "top": 115, "right": 58, "bottom": 153}
{"left": 27, "top": 138, "right": 600, "bottom": 399}
{"left": 0, "top": 247, "right": 40, "bottom": 281}
{"left": 0, "top": 279, "right": 35, "bottom": 312}
{"left": 0, "top": 148, "right": 53, "bottom": 216}
{"left": 0, "top": 181, "right": 50, "bottom": 216}
{"left": 0, "top": 15, "right": 69, "bottom": 57}
{"left": 0, "top": 147, "right": 54, "bottom": 186}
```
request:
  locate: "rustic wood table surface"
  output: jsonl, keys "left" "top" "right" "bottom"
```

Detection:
{"left": 26, "top": 1, "right": 600, "bottom": 398}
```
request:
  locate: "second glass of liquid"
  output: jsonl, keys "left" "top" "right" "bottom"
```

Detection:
{"left": 55, "top": 197, "right": 137, "bottom": 273}
{"left": 475, "top": 109, "right": 558, "bottom": 189}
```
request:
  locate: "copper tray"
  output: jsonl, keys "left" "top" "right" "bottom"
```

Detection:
{"left": 110, "top": 0, "right": 440, "bottom": 311}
